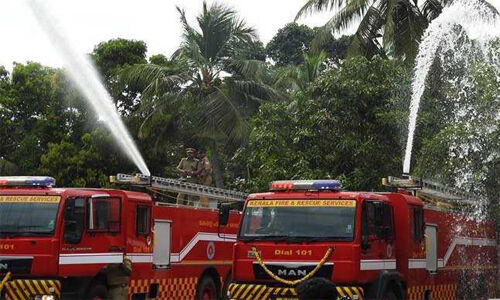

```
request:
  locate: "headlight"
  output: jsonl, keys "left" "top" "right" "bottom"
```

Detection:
{"left": 33, "top": 295, "right": 56, "bottom": 300}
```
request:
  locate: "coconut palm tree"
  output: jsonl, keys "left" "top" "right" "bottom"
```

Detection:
{"left": 123, "top": 2, "right": 279, "bottom": 187}
{"left": 295, "top": 0, "right": 456, "bottom": 63}
{"left": 274, "top": 51, "right": 328, "bottom": 92}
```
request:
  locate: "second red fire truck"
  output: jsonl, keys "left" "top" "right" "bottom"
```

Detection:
{"left": 226, "top": 177, "right": 498, "bottom": 300}
{"left": 0, "top": 174, "right": 245, "bottom": 300}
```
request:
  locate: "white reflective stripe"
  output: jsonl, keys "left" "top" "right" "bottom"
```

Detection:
{"left": 360, "top": 259, "right": 396, "bottom": 270}
{"left": 127, "top": 253, "right": 153, "bottom": 263}
{"left": 0, "top": 256, "right": 33, "bottom": 259}
{"left": 443, "top": 236, "right": 496, "bottom": 266}
{"left": 407, "top": 236, "right": 496, "bottom": 269}
{"left": 438, "top": 259, "right": 444, "bottom": 268}
{"left": 170, "top": 232, "right": 236, "bottom": 263}
{"left": 408, "top": 259, "right": 426, "bottom": 269}
{"left": 59, "top": 253, "right": 123, "bottom": 265}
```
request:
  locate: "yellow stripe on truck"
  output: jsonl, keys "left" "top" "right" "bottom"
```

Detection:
{"left": 229, "top": 283, "right": 364, "bottom": 300}
{"left": 4, "top": 279, "right": 61, "bottom": 300}
{"left": 0, "top": 195, "right": 60, "bottom": 203}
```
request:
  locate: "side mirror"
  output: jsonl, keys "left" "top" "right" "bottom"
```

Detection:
{"left": 218, "top": 204, "right": 230, "bottom": 226}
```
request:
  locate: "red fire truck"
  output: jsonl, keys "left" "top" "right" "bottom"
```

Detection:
{"left": 0, "top": 175, "right": 244, "bottom": 300}
{"left": 225, "top": 177, "right": 498, "bottom": 300}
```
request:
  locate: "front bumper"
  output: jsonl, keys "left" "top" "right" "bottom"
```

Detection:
{"left": 1, "top": 278, "right": 61, "bottom": 300}
{"left": 228, "top": 283, "right": 364, "bottom": 300}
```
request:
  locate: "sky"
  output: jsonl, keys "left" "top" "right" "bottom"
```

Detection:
{"left": 2, "top": 0, "right": 499, "bottom": 72}
{"left": 0, "top": 0, "right": 333, "bottom": 71}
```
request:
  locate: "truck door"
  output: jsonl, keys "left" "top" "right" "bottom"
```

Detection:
{"left": 59, "top": 195, "right": 125, "bottom": 276}
{"left": 361, "top": 200, "right": 396, "bottom": 271}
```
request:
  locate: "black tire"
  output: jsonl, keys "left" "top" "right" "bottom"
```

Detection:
{"left": 86, "top": 283, "right": 108, "bottom": 300}
{"left": 382, "top": 290, "right": 397, "bottom": 300}
{"left": 196, "top": 276, "right": 218, "bottom": 300}
{"left": 475, "top": 273, "right": 488, "bottom": 300}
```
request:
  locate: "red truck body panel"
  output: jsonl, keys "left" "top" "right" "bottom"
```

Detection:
{"left": 0, "top": 186, "right": 240, "bottom": 299}
{"left": 229, "top": 189, "right": 497, "bottom": 300}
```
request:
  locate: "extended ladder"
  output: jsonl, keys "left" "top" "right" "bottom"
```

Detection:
{"left": 384, "top": 176, "right": 477, "bottom": 205}
{"left": 110, "top": 173, "right": 248, "bottom": 202}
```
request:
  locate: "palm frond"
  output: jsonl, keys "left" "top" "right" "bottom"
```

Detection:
{"left": 227, "top": 59, "right": 268, "bottom": 80}
{"left": 355, "top": 5, "right": 386, "bottom": 56}
{"left": 295, "top": 0, "right": 347, "bottom": 20}
{"left": 121, "top": 64, "right": 186, "bottom": 99}
{"left": 323, "top": 0, "right": 372, "bottom": 33}
{"left": 392, "top": 0, "right": 426, "bottom": 61}
{"left": 421, "top": 0, "right": 445, "bottom": 20}
{"left": 201, "top": 86, "right": 249, "bottom": 143}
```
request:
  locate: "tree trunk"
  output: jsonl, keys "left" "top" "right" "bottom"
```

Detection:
{"left": 210, "top": 141, "right": 225, "bottom": 189}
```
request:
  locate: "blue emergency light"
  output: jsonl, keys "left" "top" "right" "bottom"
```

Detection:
{"left": 270, "top": 180, "right": 341, "bottom": 191}
{"left": 0, "top": 176, "right": 56, "bottom": 187}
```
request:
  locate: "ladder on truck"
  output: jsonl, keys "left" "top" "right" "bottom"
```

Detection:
{"left": 383, "top": 176, "right": 478, "bottom": 207}
{"left": 110, "top": 173, "right": 248, "bottom": 203}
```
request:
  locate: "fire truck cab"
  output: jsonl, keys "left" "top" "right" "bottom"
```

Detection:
{"left": 227, "top": 179, "right": 497, "bottom": 300}
{"left": 0, "top": 176, "right": 240, "bottom": 300}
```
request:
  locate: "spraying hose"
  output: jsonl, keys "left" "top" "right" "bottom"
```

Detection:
{"left": 251, "top": 246, "right": 333, "bottom": 286}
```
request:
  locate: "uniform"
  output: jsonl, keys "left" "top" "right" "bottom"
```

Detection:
{"left": 177, "top": 157, "right": 200, "bottom": 183}
{"left": 198, "top": 156, "right": 213, "bottom": 207}
{"left": 107, "top": 256, "right": 132, "bottom": 300}
{"left": 176, "top": 151, "right": 200, "bottom": 205}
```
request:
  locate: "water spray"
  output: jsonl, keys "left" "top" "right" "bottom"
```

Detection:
{"left": 25, "top": 0, "right": 150, "bottom": 176}
{"left": 402, "top": 0, "right": 500, "bottom": 175}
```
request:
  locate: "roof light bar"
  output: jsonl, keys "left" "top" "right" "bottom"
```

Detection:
{"left": 270, "top": 180, "right": 341, "bottom": 191}
{"left": 0, "top": 176, "right": 56, "bottom": 187}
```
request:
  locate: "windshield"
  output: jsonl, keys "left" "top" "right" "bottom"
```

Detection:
{"left": 239, "top": 199, "right": 356, "bottom": 241}
{"left": 0, "top": 195, "right": 61, "bottom": 236}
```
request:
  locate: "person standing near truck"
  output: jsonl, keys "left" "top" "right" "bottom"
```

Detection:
{"left": 107, "top": 256, "right": 132, "bottom": 300}
{"left": 197, "top": 149, "right": 213, "bottom": 207}
{"left": 176, "top": 148, "right": 200, "bottom": 205}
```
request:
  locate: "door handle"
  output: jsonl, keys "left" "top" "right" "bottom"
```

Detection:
{"left": 109, "top": 246, "right": 125, "bottom": 252}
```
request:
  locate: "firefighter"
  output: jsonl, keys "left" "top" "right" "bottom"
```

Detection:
{"left": 106, "top": 256, "right": 132, "bottom": 300}
{"left": 176, "top": 148, "right": 200, "bottom": 205}
{"left": 197, "top": 149, "right": 213, "bottom": 207}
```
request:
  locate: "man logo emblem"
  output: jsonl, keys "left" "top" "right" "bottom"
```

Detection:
{"left": 277, "top": 268, "right": 307, "bottom": 276}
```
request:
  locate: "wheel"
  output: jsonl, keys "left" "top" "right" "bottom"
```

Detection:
{"left": 86, "top": 283, "right": 108, "bottom": 300}
{"left": 382, "top": 290, "right": 397, "bottom": 300}
{"left": 196, "top": 276, "right": 218, "bottom": 300}
{"left": 475, "top": 273, "right": 488, "bottom": 300}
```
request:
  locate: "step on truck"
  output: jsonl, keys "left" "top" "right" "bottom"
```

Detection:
{"left": 0, "top": 174, "right": 245, "bottom": 300}
{"left": 224, "top": 178, "right": 498, "bottom": 300}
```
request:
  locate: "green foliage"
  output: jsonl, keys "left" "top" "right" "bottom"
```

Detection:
{"left": 266, "top": 23, "right": 315, "bottom": 66}
{"left": 312, "top": 34, "right": 351, "bottom": 62}
{"left": 123, "top": 2, "right": 280, "bottom": 188}
{"left": 38, "top": 128, "right": 123, "bottom": 187}
{"left": 274, "top": 51, "right": 328, "bottom": 92}
{"left": 91, "top": 38, "right": 147, "bottom": 79}
{"left": 91, "top": 38, "right": 148, "bottom": 114}
{"left": 235, "top": 56, "right": 409, "bottom": 191}
{"left": 1, "top": 63, "right": 72, "bottom": 173}
{"left": 295, "top": 0, "right": 455, "bottom": 63}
